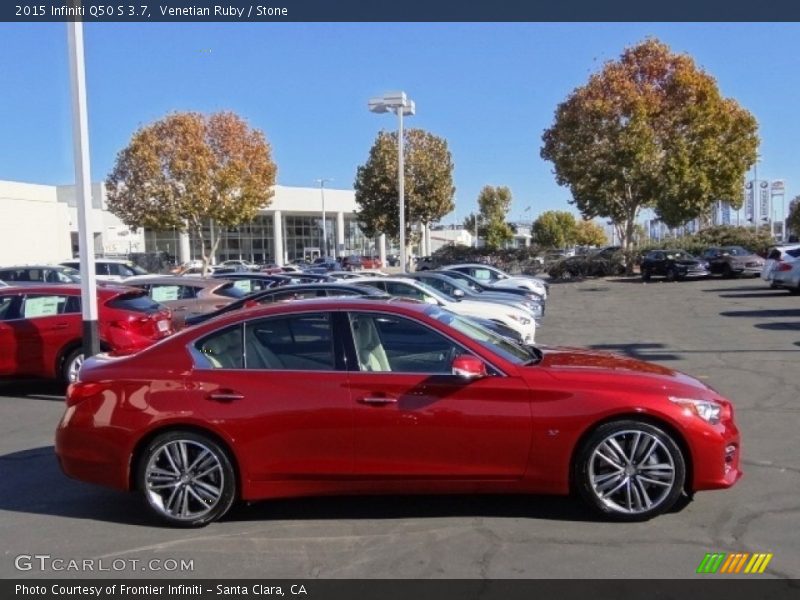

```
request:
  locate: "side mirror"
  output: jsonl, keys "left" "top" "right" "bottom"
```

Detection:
{"left": 452, "top": 288, "right": 465, "bottom": 298}
{"left": 451, "top": 355, "right": 487, "bottom": 380}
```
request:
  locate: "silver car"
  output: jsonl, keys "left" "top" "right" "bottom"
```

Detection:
{"left": 769, "top": 255, "right": 800, "bottom": 293}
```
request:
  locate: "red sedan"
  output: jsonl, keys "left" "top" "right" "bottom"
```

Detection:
{"left": 0, "top": 284, "right": 173, "bottom": 383}
{"left": 56, "top": 299, "right": 740, "bottom": 526}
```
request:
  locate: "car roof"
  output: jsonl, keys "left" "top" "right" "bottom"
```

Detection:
{"left": 124, "top": 275, "right": 223, "bottom": 287}
{"left": 181, "top": 297, "right": 435, "bottom": 332}
{"left": 62, "top": 258, "right": 133, "bottom": 264}
{"left": 0, "top": 264, "right": 75, "bottom": 270}
{"left": 0, "top": 283, "right": 139, "bottom": 298}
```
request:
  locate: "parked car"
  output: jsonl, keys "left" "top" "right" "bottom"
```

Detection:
{"left": 57, "top": 298, "right": 741, "bottom": 526}
{"left": 184, "top": 283, "right": 391, "bottom": 327}
{"left": 61, "top": 258, "right": 149, "bottom": 282}
{"left": 414, "top": 256, "right": 436, "bottom": 271}
{"left": 403, "top": 271, "right": 543, "bottom": 321}
{"left": 701, "top": 246, "right": 764, "bottom": 278}
{"left": 308, "top": 257, "right": 342, "bottom": 273}
{"left": 441, "top": 264, "right": 548, "bottom": 300}
{"left": 0, "top": 265, "right": 81, "bottom": 284}
{"left": 761, "top": 244, "right": 800, "bottom": 284}
{"left": 210, "top": 272, "right": 285, "bottom": 294}
{"left": 640, "top": 250, "right": 710, "bottom": 281}
{"left": 122, "top": 276, "right": 248, "bottom": 329}
{"left": 341, "top": 256, "right": 364, "bottom": 271}
{"left": 218, "top": 260, "right": 259, "bottom": 272}
{"left": 361, "top": 256, "right": 382, "bottom": 269}
{"left": 769, "top": 257, "right": 800, "bottom": 293}
{"left": 547, "top": 247, "right": 626, "bottom": 280}
{"left": 433, "top": 268, "right": 544, "bottom": 307}
{"left": 0, "top": 284, "right": 172, "bottom": 383}
{"left": 356, "top": 277, "right": 536, "bottom": 343}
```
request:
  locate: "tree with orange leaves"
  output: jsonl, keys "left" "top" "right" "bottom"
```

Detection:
{"left": 106, "top": 111, "right": 277, "bottom": 273}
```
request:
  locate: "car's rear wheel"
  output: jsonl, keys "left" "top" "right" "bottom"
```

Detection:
{"left": 665, "top": 267, "right": 678, "bottom": 282}
{"left": 722, "top": 264, "right": 734, "bottom": 279}
{"left": 137, "top": 431, "right": 236, "bottom": 527}
{"left": 641, "top": 268, "right": 651, "bottom": 281}
{"left": 62, "top": 348, "right": 84, "bottom": 384}
{"left": 574, "top": 420, "right": 686, "bottom": 521}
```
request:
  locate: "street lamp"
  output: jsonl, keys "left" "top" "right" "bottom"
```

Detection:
{"left": 315, "top": 178, "right": 332, "bottom": 257}
{"left": 368, "top": 91, "right": 415, "bottom": 272}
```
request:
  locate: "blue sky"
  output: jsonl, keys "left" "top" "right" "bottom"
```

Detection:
{"left": 1, "top": 22, "right": 798, "bottom": 223}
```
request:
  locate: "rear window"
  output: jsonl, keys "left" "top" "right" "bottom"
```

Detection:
{"left": 106, "top": 292, "right": 162, "bottom": 313}
{"left": 787, "top": 248, "right": 800, "bottom": 259}
{"left": 214, "top": 283, "right": 248, "bottom": 299}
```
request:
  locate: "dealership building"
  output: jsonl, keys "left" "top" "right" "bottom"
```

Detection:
{"left": 0, "top": 179, "right": 398, "bottom": 266}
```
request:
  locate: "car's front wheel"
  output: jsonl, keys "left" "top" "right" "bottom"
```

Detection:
{"left": 574, "top": 420, "right": 686, "bottom": 521}
{"left": 136, "top": 430, "right": 237, "bottom": 527}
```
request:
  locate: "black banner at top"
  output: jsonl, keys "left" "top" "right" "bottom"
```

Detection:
{"left": 5, "top": 0, "right": 800, "bottom": 22}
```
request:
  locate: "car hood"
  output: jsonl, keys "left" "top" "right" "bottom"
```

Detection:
{"left": 533, "top": 345, "right": 713, "bottom": 395}
{"left": 672, "top": 259, "right": 704, "bottom": 267}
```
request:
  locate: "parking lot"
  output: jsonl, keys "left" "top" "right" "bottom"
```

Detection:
{"left": 1, "top": 275, "right": 798, "bottom": 579}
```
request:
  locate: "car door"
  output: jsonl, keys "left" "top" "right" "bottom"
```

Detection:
{"left": 0, "top": 294, "right": 23, "bottom": 376}
{"left": 344, "top": 311, "right": 531, "bottom": 479}
{"left": 12, "top": 293, "right": 80, "bottom": 378}
{"left": 190, "top": 312, "right": 354, "bottom": 481}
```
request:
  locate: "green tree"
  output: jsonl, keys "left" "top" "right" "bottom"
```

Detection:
{"left": 574, "top": 219, "right": 608, "bottom": 247}
{"left": 533, "top": 210, "right": 577, "bottom": 249}
{"left": 477, "top": 185, "right": 514, "bottom": 249}
{"left": 106, "top": 112, "right": 276, "bottom": 273}
{"left": 541, "top": 38, "right": 759, "bottom": 250}
{"left": 354, "top": 128, "right": 455, "bottom": 249}
{"left": 787, "top": 196, "right": 800, "bottom": 238}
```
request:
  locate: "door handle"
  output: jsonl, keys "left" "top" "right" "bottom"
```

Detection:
{"left": 50, "top": 323, "right": 70, "bottom": 331}
{"left": 207, "top": 390, "right": 244, "bottom": 402}
{"left": 359, "top": 396, "right": 397, "bottom": 405}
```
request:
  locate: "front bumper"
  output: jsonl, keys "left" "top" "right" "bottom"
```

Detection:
{"left": 690, "top": 415, "right": 742, "bottom": 491}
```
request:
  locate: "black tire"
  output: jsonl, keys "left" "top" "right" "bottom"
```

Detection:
{"left": 722, "top": 264, "right": 734, "bottom": 279}
{"left": 136, "top": 430, "right": 237, "bottom": 527}
{"left": 641, "top": 268, "right": 651, "bottom": 281}
{"left": 573, "top": 420, "right": 686, "bottom": 521}
{"left": 665, "top": 267, "right": 677, "bottom": 282}
{"left": 61, "top": 347, "right": 84, "bottom": 384}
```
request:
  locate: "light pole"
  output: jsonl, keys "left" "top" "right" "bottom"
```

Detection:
{"left": 315, "top": 178, "right": 332, "bottom": 257}
{"left": 368, "top": 91, "right": 415, "bottom": 272}
{"left": 752, "top": 157, "right": 761, "bottom": 232}
{"left": 67, "top": 20, "right": 100, "bottom": 360}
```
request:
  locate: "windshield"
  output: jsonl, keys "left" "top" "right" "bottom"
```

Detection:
{"left": 429, "top": 307, "right": 534, "bottom": 365}
{"left": 665, "top": 250, "right": 693, "bottom": 260}
{"left": 722, "top": 246, "right": 750, "bottom": 256}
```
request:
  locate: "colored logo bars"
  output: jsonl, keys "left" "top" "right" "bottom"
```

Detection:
{"left": 696, "top": 552, "right": 773, "bottom": 574}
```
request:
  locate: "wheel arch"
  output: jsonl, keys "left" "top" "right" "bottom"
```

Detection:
{"left": 55, "top": 339, "right": 111, "bottom": 378}
{"left": 568, "top": 412, "right": 695, "bottom": 494}
{"left": 129, "top": 424, "right": 243, "bottom": 498}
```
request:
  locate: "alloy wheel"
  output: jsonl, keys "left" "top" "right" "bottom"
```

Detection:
{"left": 66, "top": 352, "right": 84, "bottom": 384}
{"left": 144, "top": 439, "right": 225, "bottom": 522}
{"left": 588, "top": 429, "right": 676, "bottom": 515}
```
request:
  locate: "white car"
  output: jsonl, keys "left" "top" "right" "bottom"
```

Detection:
{"left": 60, "top": 258, "right": 149, "bottom": 282}
{"left": 761, "top": 244, "right": 800, "bottom": 284}
{"left": 356, "top": 277, "right": 536, "bottom": 343}
{"left": 769, "top": 255, "right": 800, "bottom": 293}
{"left": 441, "top": 263, "right": 548, "bottom": 300}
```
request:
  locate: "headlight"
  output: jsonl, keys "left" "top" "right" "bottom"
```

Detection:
{"left": 669, "top": 396, "right": 722, "bottom": 424}
{"left": 507, "top": 313, "right": 530, "bottom": 325}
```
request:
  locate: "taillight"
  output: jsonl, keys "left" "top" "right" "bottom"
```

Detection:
{"left": 776, "top": 262, "right": 793, "bottom": 272}
{"left": 66, "top": 382, "right": 106, "bottom": 407}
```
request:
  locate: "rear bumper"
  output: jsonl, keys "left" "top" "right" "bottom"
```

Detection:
{"left": 55, "top": 405, "right": 131, "bottom": 491}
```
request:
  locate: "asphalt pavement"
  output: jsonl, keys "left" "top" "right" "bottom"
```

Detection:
{"left": 1, "top": 275, "right": 798, "bottom": 579}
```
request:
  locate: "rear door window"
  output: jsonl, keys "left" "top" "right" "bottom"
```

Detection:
{"left": 22, "top": 295, "right": 70, "bottom": 318}
{"left": 106, "top": 292, "right": 162, "bottom": 313}
{"left": 244, "top": 313, "right": 334, "bottom": 371}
